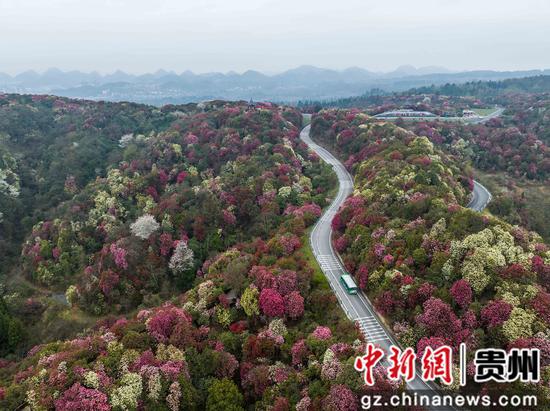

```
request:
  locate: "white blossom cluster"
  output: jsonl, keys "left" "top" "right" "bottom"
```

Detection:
{"left": 118, "top": 133, "right": 134, "bottom": 148}
{"left": 169, "top": 240, "right": 194, "bottom": 273}
{"left": 445, "top": 226, "right": 534, "bottom": 294}
{"left": 110, "top": 372, "right": 143, "bottom": 410}
{"left": 130, "top": 214, "right": 160, "bottom": 239}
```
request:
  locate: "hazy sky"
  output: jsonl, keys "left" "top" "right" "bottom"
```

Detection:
{"left": 2, "top": 0, "right": 550, "bottom": 75}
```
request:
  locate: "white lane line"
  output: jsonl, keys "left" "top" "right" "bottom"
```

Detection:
{"left": 362, "top": 324, "right": 383, "bottom": 331}
{"left": 370, "top": 337, "right": 391, "bottom": 343}
{"left": 358, "top": 317, "right": 379, "bottom": 323}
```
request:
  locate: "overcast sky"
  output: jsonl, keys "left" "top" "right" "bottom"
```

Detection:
{"left": 1, "top": 0, "right": 550, "bottom": 75}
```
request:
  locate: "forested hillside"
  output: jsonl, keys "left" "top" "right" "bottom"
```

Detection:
{"left": 1, "top": 96, "right": 549, "bottom": 409}
{"left": 299, "top": 75, "right": 550, "bottom": 109}
{"left": 0, "top": 97, "right": 403, "bottom": 410}
{"left": 0, "top": 94, "right": 175, "bottom": 272}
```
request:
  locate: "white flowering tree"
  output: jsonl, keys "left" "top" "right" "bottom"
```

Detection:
{"left": 0, "top": 150, "right": 20, "bottom": 198}
{"left": 118, "top": 133, "right": 134, "bottom": 148}
{"left": 169, "top": 240, "right": 194, "bottom": 274}
{"left": 130, "top": 214, "right": 160, "bottom": 239}
{"left": 444, "top": 226, "right": 533, "bottom": 294}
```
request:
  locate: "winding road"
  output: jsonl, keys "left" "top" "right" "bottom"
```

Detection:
{"left": 301, "top": 120, "right": 492, "bottom": 405}
{"left": 467, "top": 180, "right": 492, "bottom": 212}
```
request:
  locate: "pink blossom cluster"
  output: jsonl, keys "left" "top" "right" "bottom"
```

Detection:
{"left": 450, "top": 279, "right": 472, "bottom": 309}
{"left": 291, "top": 339, "right": 308, "bottom": 366}
{"left": 54, "top": 383, "right": 110, "bottom": 411}
{"left": 279, "top": 233, "right": 301, "bottom": 256}
{"left": 146, "top": 304, "right": 192, "bottom": 343}
{"left": 324, "top": 384, "right": 358, "bottom": 411}
{"left": 285, "top": 291, "right": 304, "bottom": 319}
{"left": 311, "top": 326, "right": 332, "bottom": 340}
{"left": 373, "top": 243, "right": 386, "bottom": 257}
{"left": 481, "top": 299, "right": 513, "bottom": 328}
{"left": 284, "top": 203, "right": 322, "bottom": 219}
{"left": 222, "top": 209, "right": 237, "bottom": 226}
{"left": 259, "top": 288, "right": 285, "bottom": 317}
{"left": 109, "top": 243, "right": 128, "bottom": 270}
{"left": 185, "top": 133, "right": 199, "bottom": 144}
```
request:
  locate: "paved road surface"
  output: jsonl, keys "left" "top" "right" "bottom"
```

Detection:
{"left": 467, "top": 180, "right": 492, "bottom": 212}
{"left": 469, "top": 107, "right": 505, "bottom": 124}
{"left": 301, "top": 121, "right": 492, "bottom": 407}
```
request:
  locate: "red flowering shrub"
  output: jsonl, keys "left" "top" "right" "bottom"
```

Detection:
{"left": 531, "top": 290, "right": 550, "bottom": 325}
{"left": 146, "top": 304, "right": 192, "bottom": 343}
{"left": 311, "top": 326, "right": 332, "bottom": 340}
{"left": 285, "top": 291, "right": 304, "bottom": 319}
{"left": 324, "top": 384, "right": 358, "bottom": 411}
{"left": 356, "top": 265, "right": 369, "bottom": 290}
{"left": 109, "top": 243, "right": 128, "bottom": 270}
{"left": 222, "top": 209, "right": 237, "bottom": 226}
{"left": 279, "top": 234, "right": 301, "bottom": 256}
{"left": 499, "top": 263, "right": 527, "bottom": 280}
{"left": 176, "top": 170, "right": 187, "bottom": 184}
{"left": 291, "top": 339, "right": 309, "bottom": 366}
{"left": 450, "top": 279, "right": 472, "bottom": 309}
{"left": 462, "top": 309, "right": 478, "bottom": 329}
{"left": 250, "top": 266, "right": 275, "bottom": 290}
{"left": 159, "top": 232, "right": 173, "bottom": 256}
{"left": 334, "top": 235, "right": 348, "bottom": 253}
{"left": 508, "top": 337, "right": 550, "bottom": 366}
{"left": 259, "top": 288, "right": 285, "bottom": 317}
{"left": 275, "top": 270, "right": 297, "bottom": 296}
{"left": 481, "top": 299, "right": 513, "bottom": 328}
{"left": 54, "top": 383, "right": 110, "bottom": 411}
{"left": 416, "top": 298, "right": 461, "bottom": 338}
{"left": 375, "top": 291, "right": 404, "bottom": 316}
{"left": 229, "top": 320, "right": 248, "bottom": 334}
{"left": 98, "top": 269, "right": 120, "bottom": 297}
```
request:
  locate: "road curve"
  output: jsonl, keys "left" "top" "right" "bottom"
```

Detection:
{"left": 467, "top": 180, "right": 492, "bottom": 212}
{"left": 300, "top": 123, "right": 444, "bottom": 400}
{"left": 469, "top": 107, "right": 505, "bottom": 125}
{"left": 301, "top": 120, "right": 492, "bottom": 406}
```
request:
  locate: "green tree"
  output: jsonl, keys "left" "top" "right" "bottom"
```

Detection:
{"left": 206, "top": 379, "right": 244, "bottom": 411}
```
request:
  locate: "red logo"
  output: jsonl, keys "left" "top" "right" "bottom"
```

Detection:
{"left": 354, "top": 343, "right": 385, "bottom": 385}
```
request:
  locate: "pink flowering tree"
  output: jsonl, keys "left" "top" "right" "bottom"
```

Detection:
{"left": 222, "top": 209, "right": 237, "bottom": 226}
{"left": 416, "top": 336, "right": 446, "bottom": 358}
{"left": 285, "top": 291, "right": 304, "bottom": 319}
{"left": 416, "top": 298, "right": 461, "bottom": 338}
{"left": 146, "top": 304, "right": 192, "bottom": 343}
{"left": 275, "top": 270, "right": 297, "bottom": 296}
{"left": 259, "top": 288, "right": 285, "bottom": 318}
{"left": 356, "top": 265, "right": 369, "bottom": 290}
{"left": 531, "top": 290, "right": 550, "bottom": 325}
{"left": 291, "top": 339, "right": 309, "bottom": 366}
{"left": 508, "top": 337, "right": 550, "bottom": 366}
{"left": 311, "top": 326, "right": 332, "bottom": 340}
{"left": 450, "top": 279, "right": 472, "bottom": 309}
{"left": 109, "top": 243, "right": 128, "bottom": 270}
{"left": 249, "top": 266, "right": 275, "bottom": 290}
{"left": 279, "top": 233, "right": 301, "bottom": 256}
{"left": 324, "top": 385, "right": 358, "bottom": 411}
{"left": 159, "top": 233, "right": 173, "bottom": 256}
{"left": 481, "top": 299, "right": 513, "bottom": 328}
{"left": 54, "top": 383, "right": 110, "bottom": 411}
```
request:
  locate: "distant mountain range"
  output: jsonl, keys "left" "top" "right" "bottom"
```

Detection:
{"left": 1, "top": 65, "right": 549, "bottom": 104}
